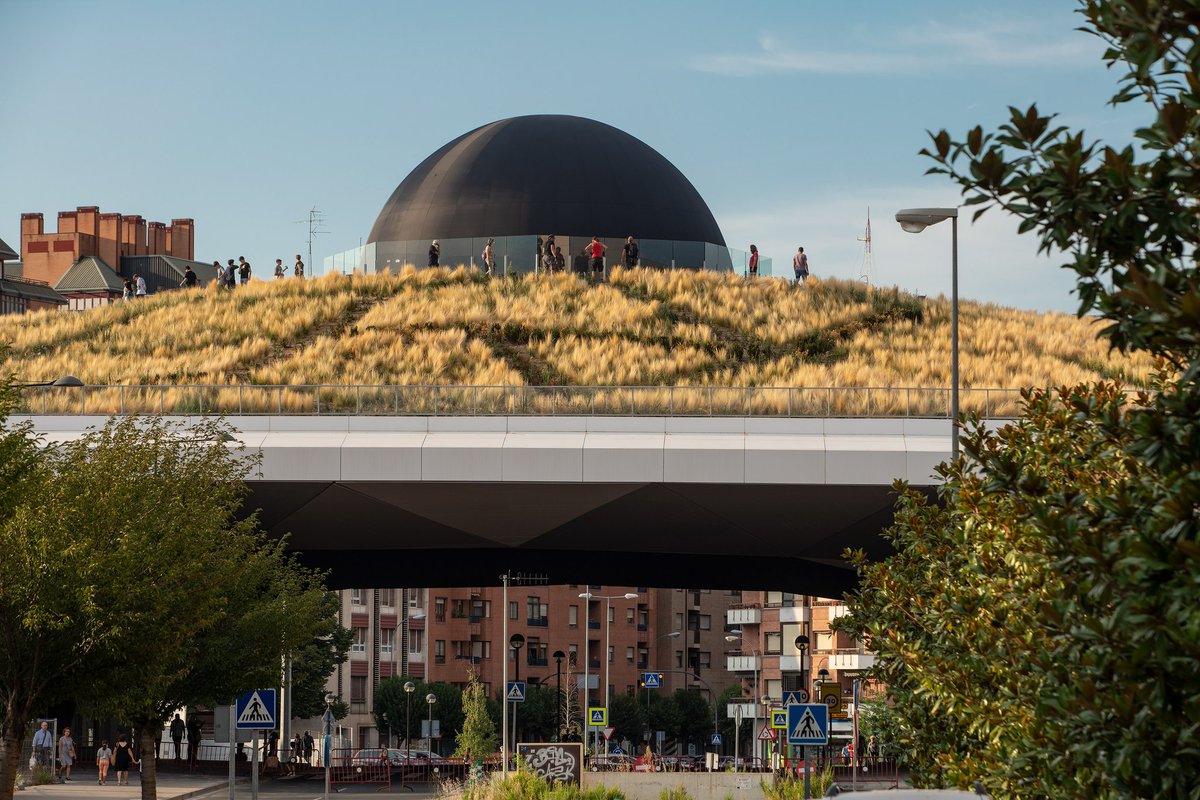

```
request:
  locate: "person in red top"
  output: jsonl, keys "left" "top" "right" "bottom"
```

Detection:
{"left": 585, "top": 236, "right": 607, "bottom": 281}
{"left": 748, "top": 244, "right": 759, "bottom": 278}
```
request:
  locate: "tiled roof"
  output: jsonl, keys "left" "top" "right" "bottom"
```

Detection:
{"left": 54, "top": 256, "right": 125, "bottom": 294}
{"left": 0, "top": 277, "right": 67, "bottom": 305}
{"left": 0, "top": 236, "right": 17, "bottom": 261}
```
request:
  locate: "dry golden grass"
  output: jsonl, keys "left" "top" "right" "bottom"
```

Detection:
{"left": 1, "top": 268, "right": 1155, "bottom": 403}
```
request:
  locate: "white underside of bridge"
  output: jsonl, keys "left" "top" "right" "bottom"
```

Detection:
{"left": 19, "top": 415, "right": 955, "bottom": 486}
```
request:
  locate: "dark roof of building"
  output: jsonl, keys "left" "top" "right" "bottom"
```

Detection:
{"left": 120, "top": 254, "right": 218, "bottom": 285}
{"left": 54, "top": 256, "right": 125, "bottom": 294}
{"left": 0, "top": 277, "right": 67, "bottom": 305}
{"left": 0, "top": 236, "right": 17, "bottom": 261}
{"left": 368, "top": 115, "right": 726, "bottom": 246}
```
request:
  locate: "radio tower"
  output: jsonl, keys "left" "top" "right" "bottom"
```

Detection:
{"left": 294, "top": 207, "right": 327, "bottom": 277}
{"left": 858, "top": 208, "right": 874, "bottom": 289}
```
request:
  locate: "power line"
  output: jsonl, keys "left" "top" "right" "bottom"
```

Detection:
{"left": 294, "top": 207, "right": 328, "bottom": 276}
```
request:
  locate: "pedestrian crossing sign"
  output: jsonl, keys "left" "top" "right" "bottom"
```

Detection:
{"left": 786, "top": 703, "right": 828, "bottom": 745}
{"left": 589, "top": 707, "right": 607, "bottom": 726}
{"left": 235, "top": 689, "right": 277, "bottom": 729}
{"left": 770, "top": 709, "right": 787, "bottom": 730}
{"left": 506, "top": 681, "right": 526, "bottom": 703}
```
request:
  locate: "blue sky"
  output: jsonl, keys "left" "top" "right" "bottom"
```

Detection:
{"left": 2, "top": 0, "right": 1133, "bottom": 311}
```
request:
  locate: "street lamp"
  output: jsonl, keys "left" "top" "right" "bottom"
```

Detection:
{"left": 509, "top": 633, "right": 525, "bottom": 759}
{"left": 553, "top": 650, "right": 565, "bottom": 742}
{"left": 895, "top": 206, "right": 960, "bottom": 457}
{"left": 403, "top": 681, "right": 415, "bottom": 754}
{"left": 425, "top": 693, "right": 437, "bottom": 756}
{"left": 725, "top": 630, "right": 760, "bottom": 771}
{"left": 578, "top": 591, "right": 638, "bottom": 755}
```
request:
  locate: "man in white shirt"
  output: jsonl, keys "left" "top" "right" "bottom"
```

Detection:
{"left": 32, "top": 721, "right": 53, "bottom": 767}
{"left": 135, "top": 274, "right": 147, "bottom": 297}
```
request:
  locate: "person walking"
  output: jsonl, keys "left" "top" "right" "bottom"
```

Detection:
{"left": 170, "top": 713, "right": 185, "bottom": 760}
{"left": 585, "top": 236, "right": 607, "bottom": 282}
{"left": 186, "top": 714, "right": 203, "bottom": 767}
{"left": 623, "top": 236, "right": 639, "bottom": 269}
{"left": 748, "top": 244, "right": 759, "bottom": 278}
{"left": 180, "top": 266, "right": 198, "bottom": 288}
{"left": 123, "top": 277, "right": 134, "bottom": 302}
{"left": 541, "top": 235, "right": 556, "bottom": 272}
{"left": 793, "top": 246, "right": 809, "bottom": 285}
{"left": 113, "top": 734, "right": 139, "bottom": 786}
{"left": 135, "top": 273, "right": 147, "bottom": 298}
{"left": 224, "top": 259, "right": 238, "bottom": 289}
{"left": 212, "top": 260, "right": 226, "bottom": 287}
{"left": 303, "top": 731, "right": 314, "bottom": 765}
{"left": 428, "top": 240, "right": 440, "bottom": 267}
{"left": 290, "top": 734, "right": 303, "bottom": 773}
{"left": 294, "top": 254, "right": 305, "bottom": 278}
{"left": 57, "top": 726, "right": 75, "bottom": 783}
{"left": 482, "top": 238, "right": 495, "bottom": 276}
{"left": 96, "top": 740, "right": 113, "bottom": 786}
{"left": 237, "top": 257, "right": 252, "bottom": 285}
{"left": 554, "top": 246, "right": 565, "bottom": 273}
{"left": 31, "top": 721, "right": 53, "bottom": 769}
{"left": 274, "top": 259, "right": 286, "bottom": 279}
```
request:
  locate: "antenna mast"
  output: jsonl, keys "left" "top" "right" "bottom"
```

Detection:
{"left": 857, "top": 208, "right": 873, "bottom": 289}
{"left": 295, "top": 207, "right": 328, "bottom": 276}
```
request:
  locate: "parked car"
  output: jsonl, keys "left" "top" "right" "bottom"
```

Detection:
{"left": 588, "top": 754, "right": 634, "bottom": 772}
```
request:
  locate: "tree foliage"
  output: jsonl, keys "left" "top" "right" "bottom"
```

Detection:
{"left": 455, "top": 673, "right": 497, "bottom": 759}
{"left": 842, "top": 2, "right": 1200, "bottom": 796}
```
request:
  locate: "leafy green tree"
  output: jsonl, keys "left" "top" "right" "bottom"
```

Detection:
{"left": 455, "top": 673, "right": 497, "bottom": 759}
{"left": 841, "top": 2, "right": 1200, "bottom": 796}
{"left": 645, "top": 691, "right": 678, "bottom": 745}
{"left": 516, "top": 684, "right": 558, "bottom": 743}
{"left": 671, "top": 689, "right": 713, "bottom": 750}
{"left": 608, "top": 692, "right": 644, "bottom": 747}
{"left": 289, "top": 623, "right": 354, "bottom": 720}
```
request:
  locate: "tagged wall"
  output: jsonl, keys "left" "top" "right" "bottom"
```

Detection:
{"left": 582, "top": 771, "right": 767, "bottom": 800}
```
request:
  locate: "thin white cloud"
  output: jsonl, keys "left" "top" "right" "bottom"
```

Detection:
{"left": 689, "top": 21, "right": 1099, "bottom": 77}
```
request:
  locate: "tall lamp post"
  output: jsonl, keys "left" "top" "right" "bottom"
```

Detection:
{"left": 553, "top": 650, "right": 565, "bottom": 742}
{"left": 403, "top": 681, "right": 415, "bottom": 754}
{"left": 796, "top": 635, "right": 810, "bottom": 799}
{"left": 725, "top": 630, "right": 760, "bottom": 771}
{"left": 895, "top": 206, "right": 960, "bottom": 457}
{"left": 509, "top": 633, "right": 525, "bottom": 759}
{"left": 578, "top": 591, "right": 638, "bottom": 755}
{"left": 425, "top": 693, "right": 437, "bottom": 756}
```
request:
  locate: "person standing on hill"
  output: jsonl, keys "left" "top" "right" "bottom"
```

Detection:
{"left": 793, "top": 246, "right": 809, "bottom": 285}
{"left": 135, "top": 274, "right": 147, "bottom": 298}
{"left": 180, "top": 266, "right": 198, "bottom": 288}
{"left": 123, "top": 277, "right": 134, "bottom": 302}
{"left": 225, "top": 259, "right": 237, "bottom": 288}
{"left": 294, "top": 254, "right": 305, "bottom": 278}
{"left": 428, "top": 240, "right": 440, "bottom": 267}
{"left": 623, "top": 236, "right": 639, "bottom": 269}
{"left": 748, "top": 244, "right": 759, "bottom": 278}
{"left": 586, "top": 236, "right": 607, "bottom": 281}
{"left": 237, "top": 257, "right": 252, "bottom": 285}
{"left": 274, "top": 259, "right": 286, "bottom": 279}
{"left": 482, "top": 238, "right": 496, "bottom": 276}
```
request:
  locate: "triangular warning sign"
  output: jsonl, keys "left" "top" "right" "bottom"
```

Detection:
{"left": 237, "top": 691, "right": 273, "bottom": 725}
{"left": 791, "top": 708, "right": 820, "bottom": 741}
{"left": 506, "top": 683, "right": 525, "bottom": 701}
{"left": 758, "top": 727, "right": 776, "bottom": 741}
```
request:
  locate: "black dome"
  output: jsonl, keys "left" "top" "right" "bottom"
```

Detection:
{"left": 367, "top": 115, "right": 725, "bottom": 246}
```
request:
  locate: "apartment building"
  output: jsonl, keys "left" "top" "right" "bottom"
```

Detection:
{"left": 653, "top": 588, "right": 742, "bottom": 699}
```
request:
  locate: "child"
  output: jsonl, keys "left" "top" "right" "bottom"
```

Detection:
{"left": 96, "top": 740, "right": 113, "bottom": 785}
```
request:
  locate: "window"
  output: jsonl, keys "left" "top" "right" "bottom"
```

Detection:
{"left": 351, "top": 589, "right": 364, "bottom": 606}
{"left": 638, "top": 609, "right": 649, "bottom": 628}
{"left": 527, "top": 596, "right": 548, "bottom": 624}
{"left": 350, "top": 676, "right": 367, "bottom": 704}
{"left": 435, "top": 640, "right": 446, "bottom": 664}
{"left": 608, "top": 645, "right": 614, "bottom": 663}
{"left": 569, "top": 605, "right": 578, "bottom": 627}
{"left": 351, "top": 627, "right": 367, "bottom": 653}
{"left": 568, "top": 645, "right": 578, "bottom": 666}
{"left": 626, "top": 647, "right": 634, "bottom": 664}
{"left": 470, "top": 599, "right": 486, "bottom": 619}
{"left": 608, "top": 606, "right": 614, "bottom": 624}
{"left": 434, "top": 597, "right": 446, "bottom": 622}
{"left": 452, "top": 599, "right": 466, "bottom": 618}
{"left": 675, "top": 613, "right": 683, "bottom": 631}
{"left": 766, "top": 633, "right": 782, "bottom": 654}
{"left": 699, "top": 651, "right": 711, "bottom": 669}
{"left": 509, "top": 601, "right": 519, "bottom": 620}
{"left": 626, "top": 608, "right": 634, "bottom": 623}
{"left": 675, "top": 650, "right": 683, "bottom": 668}
{"left": 527, "top": 638, "right": 547, "bottom": 665}
{"left": 379, "top": 588, "right": 395, "bottom": 607}
{"left": 380, "top": 628, "right": 394, "bottom": 655}
{"left": 411, "top": 629, "right": 423, "bottom": 654}
{"left": 699, "top": 615, "right": 711, "bottom": 631}
{"left": 816, "top": 631, "right": 834, "bottom": 652}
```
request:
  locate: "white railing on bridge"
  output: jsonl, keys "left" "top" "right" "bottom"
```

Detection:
{"left": 15, "top": 383, "right": 1031, "bottom": 418}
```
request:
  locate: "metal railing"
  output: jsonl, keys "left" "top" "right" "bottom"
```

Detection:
{"left": 13, "top": 383, "right": 1040, "bottom": 418}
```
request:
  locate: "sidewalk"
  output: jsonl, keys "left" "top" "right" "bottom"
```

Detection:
{"left": 18, "top": 773, "right": 227, "bottom": 799}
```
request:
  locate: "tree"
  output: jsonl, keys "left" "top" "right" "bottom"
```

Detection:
{"left": 516, "top": 684, "right": 558, "bottom": 743}
{"left": 671, "top": 689, "right": 713, "bottom": 750}
{"left": 559, "top": 671, "right": 582, "bottom": 743}
{"left": 608, "top": 693, "right": 645, "bottom": 747}
{"left": 289, "top": 623, "right": 354, "bottom": 720}
{"left": 455, "top": 673, "right": 497, "bottom": 759}
{"left": 48, "top": 418, "right": 339, "bottom": 800}
{"left": 842, "top": 3, "right": 1200, "bottom": 794}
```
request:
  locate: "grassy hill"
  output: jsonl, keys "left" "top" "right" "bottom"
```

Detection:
{"left": 1, "top": 267, "right": 1151, "bottom": 415}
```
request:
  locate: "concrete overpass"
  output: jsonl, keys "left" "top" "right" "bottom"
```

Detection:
{"left": 19, "top": 412, "right": 956, "bottom": 596}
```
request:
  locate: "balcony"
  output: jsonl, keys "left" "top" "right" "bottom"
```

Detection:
{"left": 527, "top": 656, "right": 549, "bottom": 667}
{"left": 726, "top": 655, "right": 762, "bottom": 672}
{"left": 468, "top": 615, "right": 483, "bottom": 624}
{"left": 726, "top": 607, "right": 762, "bottom": 626}
{"left": 589, "top": 659, "right": 601, "bottom": 670}
{"left": 527, "top": 617, "right": 549, "bottom": 627}
{"left": 830, "top": 650, "right": 876, "bottom": 671}
{"left": 636, "top": 660, "right": 648, "bottom": 670}
{"left": 637, "top": 623, "right": 648, "bottom": 631}
{"left": 779, "top": 606, "right": 812, "bottom": 624}
{"left": 588, "top": 621, "right": 600, "bottom": 629}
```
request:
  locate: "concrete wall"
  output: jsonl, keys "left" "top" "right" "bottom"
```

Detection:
{"left": 583, "top": 771, "right": 768, "bottom": 800}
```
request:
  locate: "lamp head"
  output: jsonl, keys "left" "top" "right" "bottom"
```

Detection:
{"left": 895, "top": 207, "right": 958, "bottom": 234}
{"left": 665, "top": 631, "right": 682, "bottom": 638}
{"left": 404, "top": 681, "right": 415, "bottom": 693}
{"left": 624, "top": 593, "right": 639, "bottom": 599}
{"left": 553, "top": 650, "right": 565, "bottom": 661}
{"left": 578, "top": 592, "right": 593, "bottom": 599}
{"left": 426, "top": 693, "right": 437, "bottom": 704}
{"left": 724, "top": 635, "right": 741, "bottom": 643}
{"left": 509, "top": 633, "right": 525, "bottom": 650}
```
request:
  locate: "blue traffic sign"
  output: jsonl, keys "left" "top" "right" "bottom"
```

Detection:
{"left": 782, "top": 689, "right": 809, "bottom": 706}
{"left": 506, "top": 681, "right": 526, "bottom": 703}
{"left": 642, "top": 672, "right": 662, "bottom": 688}
{"left": 786, "top": 703, "right": 829, "bottom": 745}
{"left": 235, "top": 689, "right": 277, "bottom": 729}
{"left": 711, "top": 732, "right": 722, "bottom": 746}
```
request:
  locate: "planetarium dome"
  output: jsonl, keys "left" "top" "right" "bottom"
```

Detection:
{"left": 324, "top": 116, "right": 762, "bottom": 276}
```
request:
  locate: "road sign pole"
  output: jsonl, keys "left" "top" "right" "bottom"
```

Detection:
{"left": 803, "top": 745, "right": 810, "bottom": 800}
{"left": 251, "top": 732, "right": 259, "bottom": 800}
{"left": 228, "top": 705, "right": 235, "bottom": 800}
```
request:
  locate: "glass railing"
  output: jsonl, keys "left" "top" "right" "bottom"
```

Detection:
{"left": 12, "top": 383, "right": 1062, "bottom": 418}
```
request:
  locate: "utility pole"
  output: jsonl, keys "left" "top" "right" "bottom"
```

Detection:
{"left": 294, "top": 207, "right": 327, "bottom": 276}
{"left": 858, "top": 208, "right": 873, "bottom": 289}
